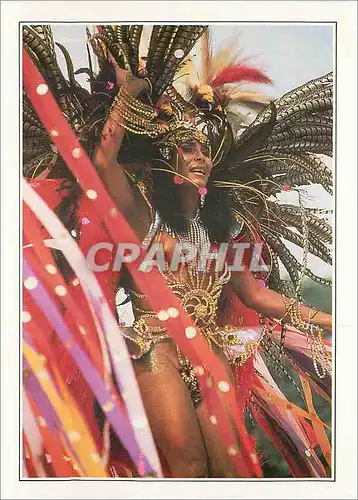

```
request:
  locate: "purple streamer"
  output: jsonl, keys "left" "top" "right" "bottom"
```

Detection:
{"left": 23, "top": 357, "right": 60, "bottom": 432}
{"left": 23, "top": 258, "right": 154, "bottom": 476}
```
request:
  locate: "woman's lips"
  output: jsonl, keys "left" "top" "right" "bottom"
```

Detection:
{"left": 189, "top": 166, "right": 207, "bottom": 176}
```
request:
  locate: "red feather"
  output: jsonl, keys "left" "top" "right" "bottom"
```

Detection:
{"left": 211, "top": 64, "right": 272, "bottom": 88}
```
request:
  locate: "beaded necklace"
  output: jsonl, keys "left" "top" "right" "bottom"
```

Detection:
{"left": 132, "top": 209, "right": 231, "bottom": 331}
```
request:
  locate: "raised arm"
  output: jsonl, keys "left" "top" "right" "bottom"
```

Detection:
{"left": 230, "top": 266, "right": 332, "bottom": 333}
{"left": 92, "top": 56, "right": 152, "bottom": 237}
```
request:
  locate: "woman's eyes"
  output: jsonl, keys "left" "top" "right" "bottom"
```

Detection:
{"left": 180, "top": 142, "right": 210, "bottom": 157}
{"left": 181, "top": 143, "right": 196, "bottom": 153}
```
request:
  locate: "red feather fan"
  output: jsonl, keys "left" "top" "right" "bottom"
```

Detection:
{"left": 211, "top": 63, "right": 272, "bottom": 88}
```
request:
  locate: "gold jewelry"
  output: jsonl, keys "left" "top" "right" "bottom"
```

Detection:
{"left": 109, "top": 86, "right": 160, "bottom": 137}
{"left": 123, "top": 317, "right": 168, "bottom": 360}
{"left": 133, "top": 317, "right": 167, "bottom": 338}
{"left": 156, "top": 124, "right": 209, "bottom": 150}
{"left": 280, "top": 296, "right": 331, "bottom": 378}
{"left": 308, "top": 308, "right": 319, "bottom": 324}
{"left": 220, "top": 324, "right": 266, "bottom": 366}
{"left": 129, "top": 288, "right": 149, "bottom": 300}
{"left": 281, "top": 295, "right": 296, "bottom": 324}
{"left": 111, "top": 87, "right": 155, "bottom": 118}
{"left": 122, "top": 329, "right": 152, "bottom": 360}
{"left": 176, "top": 346, "right": 202, "bottom": 407}
{"left": 108, "top": 86, "right": 210, "bottom": 147}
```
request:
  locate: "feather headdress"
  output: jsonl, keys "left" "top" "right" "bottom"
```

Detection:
{"left": 22, "top": 24, "right": 332, "bottom": 300}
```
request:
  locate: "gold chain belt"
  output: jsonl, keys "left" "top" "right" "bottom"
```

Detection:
{"left": 125, "top": 316, "right": 264, "bottom": 366}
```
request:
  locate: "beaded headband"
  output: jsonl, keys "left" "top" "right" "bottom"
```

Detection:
{"left": 110, "top": 86, "right": 212, "bottom": 155}
{"left": 154, "top": 119, "right": 210, "bottom": 151}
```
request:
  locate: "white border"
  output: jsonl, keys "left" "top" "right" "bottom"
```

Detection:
{"left": 1, "top": 1, "right": 357, "bottom": 499}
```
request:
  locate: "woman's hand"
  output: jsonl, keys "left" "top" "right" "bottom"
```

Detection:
{"left": 108, "top": 52, "right": 150, "bottom": 97}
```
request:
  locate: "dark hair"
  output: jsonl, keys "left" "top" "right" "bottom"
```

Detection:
{"left": 151, "top": 167, "right": 236, "bottom": 243}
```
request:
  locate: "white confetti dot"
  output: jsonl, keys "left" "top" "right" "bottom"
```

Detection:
{"left": 65, "top": 340, "right": 74, "bottom": 350}
{"left": 132, "top": 417, "right": 148, "bottom": 429}
{"left": 37, "top": 370, "right": 49, "bottom": 381}
{"left": 227, "top": 445, "right": 238, "bottom": 456}
{"left": 55, "top": 285, "right": 67, "bottom": 296}
{"left": 174, "top": 49, "right": 185, "bottom": 59}
{"left": 185, "top": 326, "right": 196, "bottom": 339}
{"left": 36, "top": 84, "right": 48, "bottom": 95}
{"left": 194, "top": 366, "right": 204, "bottom": 376}
{"left": 24, "top": 277, "right": 38, "bottom": 290}
{"left": 249, "top": 453, "right": 259, "bottom": 464}
{"left": 102, "top": 401, "right": 114, "bottom": 413}
{"left": 68, "top": 431, "right": 81, "bottom": 442}
{"left": 86, "top": 189, "right": 98, "bottom": 200}
{"left": 72, "top": 278, "right": 80, "bottom": 287}
{"left": 23, "top": 311, "right": 32, "bottom": 323}
{"left": 45, "top": 454, "right": 52, "bottom": 464}
{"left": 72, "top": 147, "right": 82, "bottom": 159}
{"left": 70, "top": 230, "right": 77, "bottom": 238}
{"left": 50, "top": 129, "right": 59, "bottom": 137}
{"left": 157, "top": 310, "right": 169, "bottom": 321}
{"left": 167, "top": 307, "right": 179, "bottom": 318}
{"left": 110, "top": 207, "right": 118, "bottom": 217}
{"left": 79, "top": 325, "right": 86, "bottom": 336}
{"left": 68, "top": 431, "right": 81, "bottom": 441}
{"left": 91, "top": 453, "right": 101, "bottom": 463}
{"left": 37, "top": 416, "right": 47, "bottom": 427}
{"left": 305, "top": 449, "right": 312, "bottom": 457}
{"left": 218, "top": 380, "right": 230, "bottom": 392}
{"left": 209, "top": 415, "right": 217, "bottom": 425}
{"left": 45, "top": 264, "right": 57, "bottom": 275}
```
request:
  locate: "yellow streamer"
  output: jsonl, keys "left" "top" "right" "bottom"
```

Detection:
{"left": 254, "top": 385, "right": 330, "bottom": 430}
{"left": 23, "top": 341, "right": 108, "bottom": 477}
{"left": 299, "top": 375, "right": 332, "bottom": 467}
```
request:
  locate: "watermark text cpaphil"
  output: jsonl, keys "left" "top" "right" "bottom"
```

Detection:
{"left": 84, "top": 242, "right": 268, "bottom": 273}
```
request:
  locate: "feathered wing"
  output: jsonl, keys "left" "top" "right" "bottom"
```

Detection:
{"left": 215, "top": 72, "right": 333, "bottom": 298}
{"left": 22, "top": 24, "right": 211, "bottom": 178}
{"left": 22, "top": 25, "right": 91, "bottom": 178}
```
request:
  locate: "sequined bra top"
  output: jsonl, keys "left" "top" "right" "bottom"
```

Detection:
{"left": 125, "top": 211, "right": 231, "bottom": 358}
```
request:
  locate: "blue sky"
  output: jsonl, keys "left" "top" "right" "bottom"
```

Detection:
{"left": 52, "top": 23, "right": 333, "bottom": 97}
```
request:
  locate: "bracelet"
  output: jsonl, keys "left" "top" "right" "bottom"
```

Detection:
{"left": 111, "top": 86, "right": 155, "bottom": 118}
{"left": 281, "top": 295, "right": 295, "bottom": 324}
{"left": 108, "top": 86, "right": 161, "bottom": 137}
{"left": 109, "top": 113, "right": 159, "bottom": 137}
{"left": 280, "top": 295, "right": 331, "bottom": 378}
{"left": 308, "top": 307, "right": 319, "bottom": 324}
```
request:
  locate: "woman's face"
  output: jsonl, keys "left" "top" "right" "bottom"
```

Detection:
{"left": 176, "top": 139, "right": 213, "bottom": 188}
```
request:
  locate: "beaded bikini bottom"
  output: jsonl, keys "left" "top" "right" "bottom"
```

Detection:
{"left": 123, "top": 320, "right": 265, "bottom": 407}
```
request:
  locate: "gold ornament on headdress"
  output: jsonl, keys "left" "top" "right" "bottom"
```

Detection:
{"left": 109, "top": 85, "right": 210, "bottom": 149}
